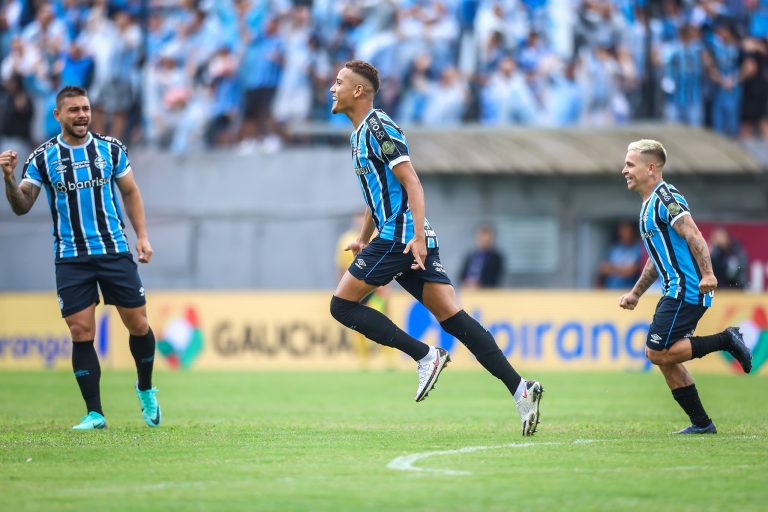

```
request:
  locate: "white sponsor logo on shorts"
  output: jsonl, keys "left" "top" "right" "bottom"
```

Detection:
{"left": 649, "top": 333, "right": 662, "bottom": 344}
{"left": 355, "top": 259, "right": 366, "bottom": 270}
{"left": 139, "top": 287, "right": 145, "bottom": 297}
{"left": 432, "top": 261, "right": 446, "bottom": 274}
{"left": 57, "top": 295, "right": 64, "bottom": 310}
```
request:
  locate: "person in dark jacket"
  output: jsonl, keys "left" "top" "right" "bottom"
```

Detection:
{"left": 709, "top": 227, "right": 749, "bottom": 289}
{"left": 460, "top": 224, "right": 504, "bottom": 288}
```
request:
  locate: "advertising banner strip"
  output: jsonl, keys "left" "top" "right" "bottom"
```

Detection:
{"left": 1, "top": 291, "right": 766, "bottom": 374}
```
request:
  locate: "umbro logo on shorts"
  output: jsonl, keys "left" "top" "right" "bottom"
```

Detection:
{"left": 649, "top": 333, "right": 662, "bottom": 344}
{"left": 355, "top": 259, "right": 366, "bottom": 269}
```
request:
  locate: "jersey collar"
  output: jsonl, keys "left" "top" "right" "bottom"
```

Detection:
{"left": 354, "top": 108, "right": 377, "bottom": 136}
{"left": 57, "top": 132, "right": 93, "bottom": 149}
{"left": 643, "top": 180, "right": 666, "bottom": 204}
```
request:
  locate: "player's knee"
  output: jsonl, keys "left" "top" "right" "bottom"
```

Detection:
{"left": 646, "top": 347, "right": 664, "bottom": 365}
{"left": 122, "top": 313, "right": 149, "bottom": 336}
{"left": 330, "top": 295, "right": 358, "bottom": 326}
{"left": 129, "top": 318, "right": 150, "bottom": 336}
{"left": 68, "top": 322, "right": 94, "bottom": 341}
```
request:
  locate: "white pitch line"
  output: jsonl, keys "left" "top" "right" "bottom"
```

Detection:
{"left": 387, "top": 435, "right": 763, "bottom": 476}
{"left": 387, "top": 441, "right": 562, "bottom": 476}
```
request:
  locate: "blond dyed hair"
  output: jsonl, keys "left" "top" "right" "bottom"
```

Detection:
{"left": 627, "top": 139, "right": 667, "bottom": 166}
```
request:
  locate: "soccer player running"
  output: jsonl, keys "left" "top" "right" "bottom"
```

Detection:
{"left": 619, "top": 139, "right": 752, "bottom": 434}
{"left": 0, "top": 86, "right": 161, "bottom": 430}
{"left": 328, "top": 60, "right": 543, "bottom": 436}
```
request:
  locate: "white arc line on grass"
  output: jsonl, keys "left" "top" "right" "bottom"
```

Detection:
{"left": 387, "top": 441, "right": 563, "bottom": 476}
{"left": 388, "top": 436, "right": 760, "bottom": 476}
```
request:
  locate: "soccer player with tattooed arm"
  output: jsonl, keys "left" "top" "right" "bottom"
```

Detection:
{"left": 618, "top": 139, "right": 752, "bottom": 434}
{"left": 1, "top": 85, "right": 161, "bottom": 430}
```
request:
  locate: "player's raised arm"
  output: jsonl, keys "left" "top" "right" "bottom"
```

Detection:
{"left": 671, "top": 214, "right": 717, "bottom": 294}
{"left": 116, "top": 170, "right": 153, "bottom": 263}
{"left": 1, "top": 150, "right": 40, "bottom": 215}
{"left": 392, "top": 160, "right": 426, "bottom": 270}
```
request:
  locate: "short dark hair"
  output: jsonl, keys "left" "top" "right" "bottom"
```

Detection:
{"left": 344, "top": 60, "right": 379, "bottom": 93}
{"left": 56, "top": 85, "right": 88, "bottom": 107}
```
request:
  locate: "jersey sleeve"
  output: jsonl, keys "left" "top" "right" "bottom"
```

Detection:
{"left": 21, "top": 155, "right": 43, "bottom": 188}
{"left": 365, "top": 112, "right": 411, "bottom": 170}
{"left": 114, "top": 142, "right": 132, "bottom": 178}
{"left": 656, "top": 184, "right": 690, "bottom": 225}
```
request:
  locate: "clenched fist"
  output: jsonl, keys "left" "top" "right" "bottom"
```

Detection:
{"left": 0, "top": 150, "right": 19, "bottom": 180}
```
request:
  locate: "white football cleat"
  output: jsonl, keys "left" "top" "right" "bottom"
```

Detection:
{"left": 516, "top": 380, "right": 543, "bottom": 436}
{"left": 415, "top": 347, "right": 450, "bottom": 402}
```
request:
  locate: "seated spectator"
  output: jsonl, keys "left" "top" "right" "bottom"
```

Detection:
{"left": 597, "top": 220, "right": 643, "bottom": 289}
{"left": 709, "top": 227, "right": 749, "bottom": 289}
{"left": 459, "top": 224, "right": 505, "bottom": 288}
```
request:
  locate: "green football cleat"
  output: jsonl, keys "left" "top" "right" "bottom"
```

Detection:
{"left": 135, "top": 385, "right": 161, "bottom": 427}
{"left": 72, "top": 411, "right": 107, "bottom": 430}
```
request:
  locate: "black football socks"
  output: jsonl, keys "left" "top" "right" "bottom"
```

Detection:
{"left": 72, "top": 340, "right": 103, "bottom": 415}
{"left": 689, "top": 331, "right": 730, "bottom": 359}
{"left": 129, "top": 327, "right": 156, "bottom": 391}
{"left": 440, "top": 310, "right": 522, "bottom": 394}
{"left": 671, "top": 384, "right": 711, "bottom": 427}
{"left": 330, "top": 296, "right": 430, "bottom": 361}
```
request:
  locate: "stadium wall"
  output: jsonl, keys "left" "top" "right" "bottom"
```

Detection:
{"left": 1, "top": 291, "right": 766, "bottom": 375}
{"left": 0, "top": 148, "right": 766, "bottom": 291}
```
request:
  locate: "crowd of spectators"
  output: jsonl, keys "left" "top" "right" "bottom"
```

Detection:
{"left": 2, "top": 0, "right": 768, "bottom": 155}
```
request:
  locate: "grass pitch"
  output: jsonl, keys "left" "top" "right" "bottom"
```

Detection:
{"left": 1, "top": 370, "right": 766, "bottom": 512}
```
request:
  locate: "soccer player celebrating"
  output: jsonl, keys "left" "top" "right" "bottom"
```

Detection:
{"left": 619, "top": 139, "right": 752, "bottom": 434}
{"left": 0, "top": 86, "right": 161, "bottom": 430}
{"left": 328, "top": 60, "right": 543, "bottom": 436}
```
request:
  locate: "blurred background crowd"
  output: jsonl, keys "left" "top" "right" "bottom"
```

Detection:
{"left": 2, "top": 0, "right": 768, "bottom": 155}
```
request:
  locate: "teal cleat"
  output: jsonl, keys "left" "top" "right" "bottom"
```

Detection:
{"left": 135, "top": 385, "right": 161, "bottom": 427}
{"left": 72, "top": 411, "right": 107, "bottom": 430}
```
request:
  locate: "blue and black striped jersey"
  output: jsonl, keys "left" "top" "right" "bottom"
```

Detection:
{"left": 639, "top": 181, "right": 712, "bottom": 307}
{"left": 350, "top": 109, "right": 438, "bottom": 248}
{"left": 21, "top": 132, "right": 132, "bottom": 260}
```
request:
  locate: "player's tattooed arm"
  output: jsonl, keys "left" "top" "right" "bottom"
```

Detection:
{"left": 5, "top": 180, "right": 39, "bottom": 215}
{"left": 619, "top": 259, "right": 657, "bottom": 310}
{"left": 1, "top": 150, "right": 40, "bottom": 215}
{"left": 632, "top": 259, "right": 659, "bottom": 297}
{"left": 672, "top": 214, "right": 717, "bottom": 293}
